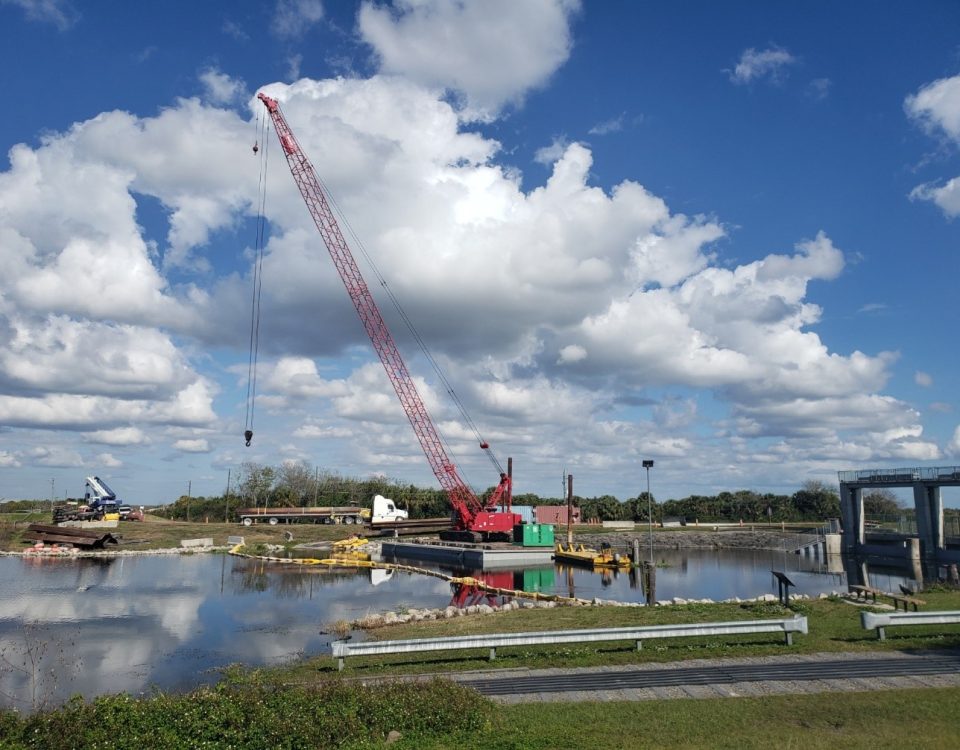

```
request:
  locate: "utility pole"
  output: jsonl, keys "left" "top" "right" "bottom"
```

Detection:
{"left": 187, "top": 480, "right": 192, "bottom": 523}
{"left": 643, "top": 460, "right": 655, "bottom": 565}
{"left": 50, "top": 478, "right": 55, "bottom": 514}
{"left": 566, "top": 473, "right": 574, "bottom": 545}
{"left": 642, "top": 459, "right": 656, "bottom": 604}
{"left": 224, "top": 469, "right": 231, "bottom": 524}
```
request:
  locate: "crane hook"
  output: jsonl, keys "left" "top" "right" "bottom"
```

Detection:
{"left": 252, "top": 141, "right": 259, "bottom": 154}
{"left": 244, "top": 430, "right": 253, "bottom": 447}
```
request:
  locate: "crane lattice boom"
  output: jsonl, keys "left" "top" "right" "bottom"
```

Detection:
{"left": 258, "top": 92, "right": 514, "bottom": 534}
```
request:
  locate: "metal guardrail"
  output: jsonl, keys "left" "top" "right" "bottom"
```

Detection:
{"left": 331, "top": 616, "right": 808, "bottom": 671}
{"left": 788, "top": 530, "right": 824, "bottom": 552}
{"left": 838, "top": 466, "right": 960, "bottom": 484}
{"left": 861, "top": 610, "right": 960, "bottom": 641}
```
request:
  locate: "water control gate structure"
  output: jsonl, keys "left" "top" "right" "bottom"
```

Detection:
{"left": 838, "top": 466, "right": 960, "bottom": 564}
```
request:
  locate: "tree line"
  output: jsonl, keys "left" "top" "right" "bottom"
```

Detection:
{"left": 149, "top": 462, "right": 914, "bottom": 524}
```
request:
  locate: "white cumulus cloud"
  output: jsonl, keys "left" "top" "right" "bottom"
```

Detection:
{"left": 0, "top": 63, "right": 941, "bottom": 499}
{"left": 914, "top": 371, "right": 933, "bottom": 387}
{"left": 2, "top": 0, "right": 78, "bottom": 30}
{"left": 271, "top": 0, "right": 324, "bottom": 40}
{"left": 906, "top": 74, "right": 960, "bottom": 218}
{"left": 728, "top": 46, "right": 797, "bottom": 85}
{"left": 0, "top": 451, "right": 22, "bottom": 468}
{"left": 359, "top": 0, "right": 581, "bottom": 119}
{"left": 948, "top": 425, "right": 960, "bottom": 457}
{"left": 199, "top": 68, "right": 248, "bottom": 106}
{"left": 906, "top": 74, "right": 960, "bottom": 141}
{"left": 910, "top": 178, "right": 960, "bottom": 218}
{"left": 557, "top": 344, "right": 587, "bottom": 364}
{"left": 96, "top": 452, "right": 122, "bottom": 468}
{"left": 83, "top": 427, "right": 149, "bottom": 446}
{"left": 172, "top": 438, "right": 211, "bottom": 453}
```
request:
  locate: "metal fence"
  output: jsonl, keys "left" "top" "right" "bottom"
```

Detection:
{"left": 864, "top": 514, "right": 960, "bottom": 541}
{"left": 838, "top": 466, "right": 960, "bottom": 484}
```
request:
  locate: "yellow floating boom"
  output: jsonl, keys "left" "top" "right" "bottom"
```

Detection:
{"left": 227, "top": 544, "right": 596, "bottom": 605}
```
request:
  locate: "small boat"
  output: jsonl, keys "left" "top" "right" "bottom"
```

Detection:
{"left": 554, "top": 541, "right": 631, "bottom": 569}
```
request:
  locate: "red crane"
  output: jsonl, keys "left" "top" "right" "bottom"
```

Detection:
{"left": 258, "top": 92, "right": 519, "bottom": 541}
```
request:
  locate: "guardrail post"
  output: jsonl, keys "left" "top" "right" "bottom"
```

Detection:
{"left": 785, "top": 631, "right": 793, "bottom": 646}
{"left": 338, "top": 656, "right": 345, "bottom": 671}
{"left": 772, "top": 571, "right": 795, "bottom": 606}
{"left": 489, "top": 647, "right": 496, "bottom": 661}
{"left": 862, "top": 610, "right": 888, "bottom": 640}
{"left": 636, "top": 640, "right": 643, "bottom": 651}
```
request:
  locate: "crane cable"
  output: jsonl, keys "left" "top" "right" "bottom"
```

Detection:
{"left": 244, "top": 114, "right": 270, "bottom": 447}
{"left": 320, "top": 179, "right": 506, "bottom": 480}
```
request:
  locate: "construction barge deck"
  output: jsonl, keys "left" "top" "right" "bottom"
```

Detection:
{"left": 381, "top": 539, "right": 554, "bottom": 569}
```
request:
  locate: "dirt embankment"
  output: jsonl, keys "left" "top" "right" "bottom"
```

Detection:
{"left": 579, "top": 529, "right": 807, "bottom": 552}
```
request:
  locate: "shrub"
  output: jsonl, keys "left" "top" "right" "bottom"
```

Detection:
{"left": 0, "top": 678, "right": 493, "bottom": 749}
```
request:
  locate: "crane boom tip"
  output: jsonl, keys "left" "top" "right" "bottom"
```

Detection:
{"left": 257, "top": 92, "right": 279, "bottom": 112}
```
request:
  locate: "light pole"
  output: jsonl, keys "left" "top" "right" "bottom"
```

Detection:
{"left": 643, "top": 460, "right": 654, "bottom": 564}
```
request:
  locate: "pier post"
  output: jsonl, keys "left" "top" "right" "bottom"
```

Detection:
{"left": 913, "top": 484, "right": 944, "bottom": 559}
{"left": 839, "top": 484, "right": 863, "bottom": 553}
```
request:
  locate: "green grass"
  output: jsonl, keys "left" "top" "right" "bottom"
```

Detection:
{"left": 0, "top": 512, "right": 48, "bottom": 523}
{"left": 0, "top": 678, "right": 494, "bottom": 750}
{"left": 418, "top": 688, "right": 960, "bottom": 750}
{"left": 274, "top": 591, "right": 960, "bottom": 680}
{"left": 0, "top": 516, "right": 364, "bottom": 552}
{"left": 3, "top": 680, "right": 957, "bottom": 749}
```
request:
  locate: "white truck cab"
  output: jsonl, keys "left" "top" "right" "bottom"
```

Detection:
{"left": 372, "top": 494, "right": 408, "bottom": 523}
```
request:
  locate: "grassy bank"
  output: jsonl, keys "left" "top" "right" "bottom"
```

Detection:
{"left": 0, "top": 678, "right": 492, "bottom": 750}
{"left": 444, "top": 688, "right": 960, "bottom": 750}
{"left": 0, "top": 518, "right": 816, "bottom": 553}
{"left": 1, "top": 679, "right": 957, "bottom": 749}
{"left": 279, "top": 590, "right": 960, "bottom": 679}
{"left": 0, "top": 516, "right": 362, "bottom": 553}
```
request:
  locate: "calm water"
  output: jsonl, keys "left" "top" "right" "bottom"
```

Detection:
{"left": 0, "top": 548, "right": 914, "bottom": 710}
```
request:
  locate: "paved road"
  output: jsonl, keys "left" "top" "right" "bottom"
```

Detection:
{"left": 448, "top": 649, "right": 960, "bottom": 703}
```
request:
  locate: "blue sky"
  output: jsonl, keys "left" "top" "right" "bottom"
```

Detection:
{"left": 0, "top": 0, "right": 958, "bottom": 506}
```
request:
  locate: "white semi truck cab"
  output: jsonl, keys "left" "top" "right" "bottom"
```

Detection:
{"left": 372, "top": 495, "right": 408, "bottom": 523}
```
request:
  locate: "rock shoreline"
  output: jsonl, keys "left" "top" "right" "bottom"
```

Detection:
{"left": 345, "top": 529, "right": 826, "bottom": 628}
{"left": 580, "top": 528, "right": 809, "bottom": 551}
{"left": 0, "top": 545, "right": 227, "bottom": 557}
{"left": 1, "top": 528, "right": 800, "bottom": 557}
{"left": 348, "top": 591, "right": 836, "bottom": 630}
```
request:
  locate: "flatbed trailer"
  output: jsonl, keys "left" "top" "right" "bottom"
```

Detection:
{"left": 52, "top": 503, "right": 119, "bottom": 523}
{"left": 237, "top": 506, "right": 371, "bottom": 526}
